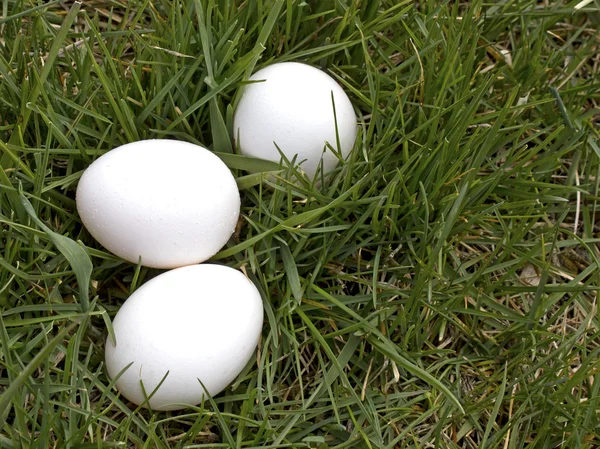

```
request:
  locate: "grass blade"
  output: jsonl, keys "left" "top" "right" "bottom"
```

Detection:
{"left": 0, "top": 322, "right": 77, "bottom": 427}
{"left": 19, "top": 192, "right": 92, "bottom": 312}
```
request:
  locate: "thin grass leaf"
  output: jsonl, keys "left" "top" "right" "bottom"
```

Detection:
{"left": 0, "top": 322, "right": 77, "bottom": 427}
{"left": 19, "top": 193, "right": 92, "bottom": 312}
{"left": 209, "top": 99, "right": 233, "bottom": 153}
{"left": 481, "top": 363, "right": 508, "bottom": 447}
{"left": 8, "top": 2, "right": 81, "bottom": 143}
{"left": 279, "top": 241, "right": 303, "bottom": 303}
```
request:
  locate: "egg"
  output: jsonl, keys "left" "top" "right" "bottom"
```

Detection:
{"left": 233, "top": 62, "right": 357, "bottom": 178}
{"left": 76, "top": 139, "right": 240, "bottom": 269}
{"left": 104, "top": 264, "right": 264, "bottom": 411}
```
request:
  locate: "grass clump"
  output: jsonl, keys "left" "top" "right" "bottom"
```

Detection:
{"left": 1, "top": 0, "right": 599, "bottom": 447}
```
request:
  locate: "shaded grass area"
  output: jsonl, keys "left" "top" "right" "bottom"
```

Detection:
{"left": 0, "top": 0, "right": 599, "bottom": 447}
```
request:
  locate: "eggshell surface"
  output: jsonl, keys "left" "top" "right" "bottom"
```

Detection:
{"left": 104, "top": 264, "right": 264, "bottom": 411}
{"left": 234, "top": 62, "right": 357, "bottom": 178}
{"left": 76, "top": 140, "right": 240, "bottom": 269}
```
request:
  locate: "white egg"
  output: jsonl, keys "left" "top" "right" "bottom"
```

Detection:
{"left": 76, "top": 139, "right": 240, "bottom": 269}
{"left": 104, "top": 264, "right": 264, "bottom": 411}
{"left": 233, "top": 62, "right": 357, "bottom": 178}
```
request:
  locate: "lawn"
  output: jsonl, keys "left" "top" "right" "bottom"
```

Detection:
{"left": 1, "top": 0, "right": 599, "bottom": 447}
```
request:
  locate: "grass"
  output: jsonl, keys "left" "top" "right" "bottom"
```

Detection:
{"left": 0, "top": 0, "right": 599, "bottom": 447}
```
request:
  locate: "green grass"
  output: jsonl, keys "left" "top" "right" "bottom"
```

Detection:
{"left": 1, "top": 0, "right": 599, "bottom": 447}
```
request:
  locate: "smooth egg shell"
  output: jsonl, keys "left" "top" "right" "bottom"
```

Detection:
{"left": 233, "top": 62, "right": 357, "bottom": 178}
{"left": 104, "top": 264, "right": 264, "bottom": 411}
{"left": 76, "top": 140, "right": 240, "bottom": 269}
